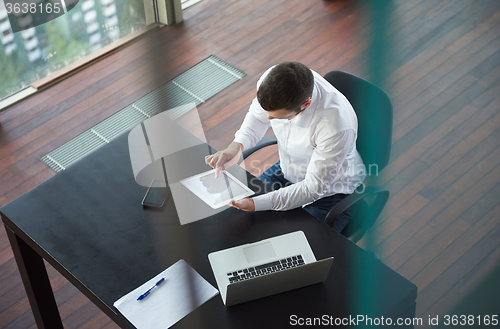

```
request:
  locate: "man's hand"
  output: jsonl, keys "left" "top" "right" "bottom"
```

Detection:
{"left": 228, "top": 198, "right": 255, "bottom": 212}
{"left": 205, "top": 142, "right": 243, "bottom": 178}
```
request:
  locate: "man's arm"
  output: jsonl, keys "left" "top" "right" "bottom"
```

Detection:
{"left": 206, "top": 98, "right": 271, "bottom": 177}
{"left": 252, "top": 130, "right": 357, "bottom": 211}
{"left": 206, "top": 68, "right": 273, "bottom": 177}
{"left": 232, "top": 98, "right": 271, "bottom": 151}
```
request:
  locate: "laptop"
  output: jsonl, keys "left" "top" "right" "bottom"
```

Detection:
{"left": 208, "top": 231, "right": 334, "bottom": 306}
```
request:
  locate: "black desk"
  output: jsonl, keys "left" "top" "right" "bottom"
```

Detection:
{"left": 1, "top": 131, "right": 417, "bottom": 328}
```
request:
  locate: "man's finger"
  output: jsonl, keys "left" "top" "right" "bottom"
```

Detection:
{"left": 215, "top": 155, "right": 226, "bottom": 170}
{"left": 206, "top": 155, "right": 215, "bottom": 168}
{"left": 215, "top": 163, "right": 226, "bottom": 179}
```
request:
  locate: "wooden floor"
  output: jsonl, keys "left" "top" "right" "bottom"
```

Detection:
{"left": 1, "top": 0, "right": 499, "bottom": 327}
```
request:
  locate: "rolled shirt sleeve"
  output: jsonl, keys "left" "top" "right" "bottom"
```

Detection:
{"left": 253, "top": 130, "right": 357, "bottom": 211}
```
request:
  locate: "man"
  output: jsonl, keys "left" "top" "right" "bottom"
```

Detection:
{"left": 205, "top": 62, "right": 366, "bottom": 232}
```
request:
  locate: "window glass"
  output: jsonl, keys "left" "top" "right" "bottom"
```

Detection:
{"left": 0, "top": 0, "right": 146, "bottom": 101}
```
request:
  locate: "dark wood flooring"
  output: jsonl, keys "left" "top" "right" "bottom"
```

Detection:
{"left": 0, "top": 0, "right": 499, "bottom": 327}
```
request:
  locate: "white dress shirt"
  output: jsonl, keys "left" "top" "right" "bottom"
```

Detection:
{"left": 233, "top": 67, "right": 366, "bottom": 211}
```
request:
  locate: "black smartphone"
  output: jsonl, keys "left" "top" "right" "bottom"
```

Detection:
{"left": 142, "top": 179, "right": 169, "bottom": 207}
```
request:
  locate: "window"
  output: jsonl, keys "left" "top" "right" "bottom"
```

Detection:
{"left": 0, "top": 0, "right": 147, "bottom": 100}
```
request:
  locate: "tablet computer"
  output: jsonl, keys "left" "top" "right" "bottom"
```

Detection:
{"left": 180, "top": 169, "right": 255, "bottom": 209}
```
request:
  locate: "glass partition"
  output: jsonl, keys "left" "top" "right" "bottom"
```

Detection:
{"left": 0, "top": 0, "right": 146, "bottom": 100}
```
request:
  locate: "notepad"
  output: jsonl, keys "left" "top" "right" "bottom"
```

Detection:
{"left": 113, "top": 259, "right": 219, "bottom": 329}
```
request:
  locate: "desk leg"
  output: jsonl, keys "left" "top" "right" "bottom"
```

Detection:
{"left": 6, "top": 226, "right": 64, "bottom": 329}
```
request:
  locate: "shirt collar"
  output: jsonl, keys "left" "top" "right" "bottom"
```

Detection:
{"left": 290, "top": 84, "right": 318, "bottom": 128}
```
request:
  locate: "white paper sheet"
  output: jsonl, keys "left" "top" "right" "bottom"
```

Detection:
{"left": 113, "top": 259, "right": 219, "bottom": 329}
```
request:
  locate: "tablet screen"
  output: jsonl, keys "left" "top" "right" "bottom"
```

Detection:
{"left": 180, "top": 169, "right": 254, "bottom": 209}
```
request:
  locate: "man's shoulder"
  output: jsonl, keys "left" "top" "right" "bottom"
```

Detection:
{"left": 310, "top": 92, "right": 357, "bottom": 135}
{"left": 311, "top": 70, "right": 336, "bottom": 91}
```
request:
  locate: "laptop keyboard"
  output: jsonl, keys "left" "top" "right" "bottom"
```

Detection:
{"left": 227, "top": 255, "right": 305, "bottom": 283}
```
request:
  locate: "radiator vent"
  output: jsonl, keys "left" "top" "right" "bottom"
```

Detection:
{"left": 41, "top": 55, "right": 245, "bottom": 172}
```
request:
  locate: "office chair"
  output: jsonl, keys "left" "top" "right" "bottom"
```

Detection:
{"left": 242, "top": 71, "right": 393, "bottom": 244}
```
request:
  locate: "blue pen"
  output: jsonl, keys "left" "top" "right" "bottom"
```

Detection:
{"left": 137, "top": 277, "right": 166, "bottom": 301}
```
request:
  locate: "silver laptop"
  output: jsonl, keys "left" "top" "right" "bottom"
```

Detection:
{"left": 208, "top": 231, "right": 334, "bottom": 306}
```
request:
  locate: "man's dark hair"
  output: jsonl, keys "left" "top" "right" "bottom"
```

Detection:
{"left": 257, "top": 62, "right": 314, "bottom": 113}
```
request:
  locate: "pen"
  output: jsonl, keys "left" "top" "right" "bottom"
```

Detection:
{"left": 137, "top": 277, "right": 166, "bottom": 301}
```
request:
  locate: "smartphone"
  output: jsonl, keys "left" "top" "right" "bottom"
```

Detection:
{"left": 142, "top": 179, "right": 170, "bottom": 207}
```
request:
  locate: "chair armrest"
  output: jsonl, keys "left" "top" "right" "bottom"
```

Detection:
{"left": 324, "top": 186, "right": 389, "bottom": 242}
{"left": 242, "top": 135, "right": 277, "bottom": 159}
